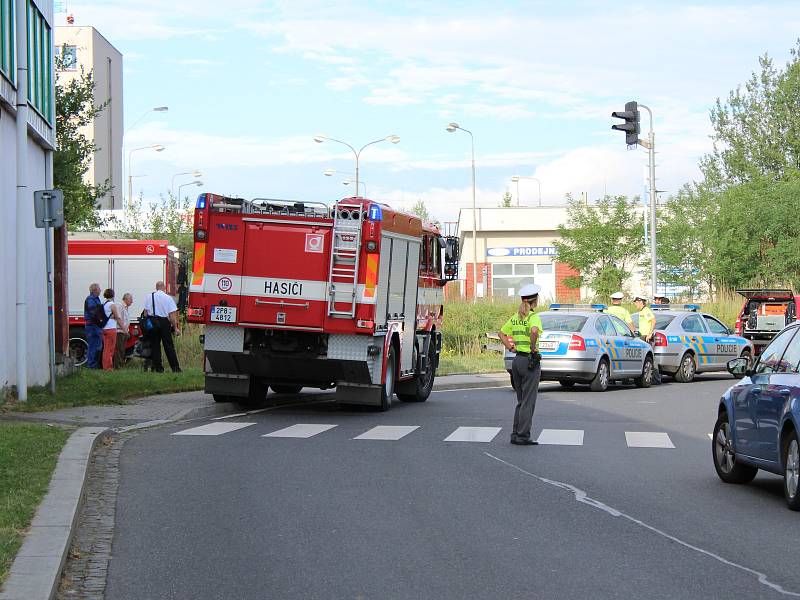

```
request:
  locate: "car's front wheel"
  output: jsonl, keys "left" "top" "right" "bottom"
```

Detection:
{"left": 712, "top": 412, "right": 757, "bottom": 484}
{"left": 783, "top": 430, "right": 800, "bottom": 510}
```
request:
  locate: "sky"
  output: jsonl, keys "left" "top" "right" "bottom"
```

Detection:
{"left": 60, "top": 0, "right": 800, "bottom": 225}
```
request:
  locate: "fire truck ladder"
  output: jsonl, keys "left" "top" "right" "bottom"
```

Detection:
{"left": 327, "top": 201, "right": 364, "bottom": 317}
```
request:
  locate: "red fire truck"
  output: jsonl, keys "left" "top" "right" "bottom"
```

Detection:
{"left": 67, "top": 239, "right": 181, "bottom": 365}
{"left": 187, "top": 194, "right": 459, "bottom": 409}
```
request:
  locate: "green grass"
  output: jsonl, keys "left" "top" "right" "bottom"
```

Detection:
{"left": 1, "top": 368, "right": 204, "bottom": 413}
{"left": 438, "top": 352, "right": 505, "bottom": 375}
{"left": 0, "top": 423, "right": 70, "bottom": 585}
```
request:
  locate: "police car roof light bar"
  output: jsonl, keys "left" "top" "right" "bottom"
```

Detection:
{"left": 549, "top": 303, "right": 606, "bottom": 312}
{"left": 651, "top": 303, "right": 701, "bottom": 312}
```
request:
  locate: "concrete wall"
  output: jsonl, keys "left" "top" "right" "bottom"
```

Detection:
{"left": 55, "top": 26, "right": 123, "bottom": 210}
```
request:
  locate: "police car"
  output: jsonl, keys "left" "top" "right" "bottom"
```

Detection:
{"left": 631, "top": 304, "right": 754, "bottom": 383}
{"left": 504, "top": 304, "right": 655, "bottom": 392}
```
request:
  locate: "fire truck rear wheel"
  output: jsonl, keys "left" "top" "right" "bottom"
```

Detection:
{"left": 379, "top": 345, "right": 397, "bottom": 412}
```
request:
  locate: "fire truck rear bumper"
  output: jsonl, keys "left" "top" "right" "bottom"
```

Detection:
{"left": 205, "top": 350, "right": 375, "bottom": 389}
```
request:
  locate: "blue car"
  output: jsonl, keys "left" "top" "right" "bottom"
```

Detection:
{"left": 713, "top": 322, "right": 800, "bottom": 510}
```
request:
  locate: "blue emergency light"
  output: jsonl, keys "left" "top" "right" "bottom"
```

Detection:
{"left": 196, "top": 195, "right": 206, "bottom": 210}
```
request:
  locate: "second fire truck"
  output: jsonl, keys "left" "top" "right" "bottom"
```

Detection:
{"left": 187, "top": 194, "right": 459, "bottom": 410}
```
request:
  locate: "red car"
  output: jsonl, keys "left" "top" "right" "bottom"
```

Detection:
{"left": 735, "top": 289, "right": 800, "bottom": 355}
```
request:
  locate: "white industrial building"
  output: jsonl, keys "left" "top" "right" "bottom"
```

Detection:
{"left": 54, "top": 24, "right": 123, "bottom": 209}
{"left": 1, "top": 0, "right": 56, "bottom": 394}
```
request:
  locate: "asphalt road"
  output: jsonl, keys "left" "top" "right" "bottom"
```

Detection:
{"left": 105, "top": 376, "right": 800, "bottom": 600}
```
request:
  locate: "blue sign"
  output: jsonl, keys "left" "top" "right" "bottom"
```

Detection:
{"left": 486, "top": 246, "right": 556, "bottom": 257}
{"left": 368, "top": 204, "right": 382, "bottom": 221}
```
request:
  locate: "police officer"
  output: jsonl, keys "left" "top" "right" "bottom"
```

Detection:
{"left": 606, "top": 291, "right": 634, "bottom": 332}
{"left": 634, "top": 294, "right": 662, "bottom": 384}
{"left": 499, "top": 284, "right": 543, "bottom": 446}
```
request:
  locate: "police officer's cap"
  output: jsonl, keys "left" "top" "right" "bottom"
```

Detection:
{"left": 610, "top": 291, "right": 624, "bottom": 300}
{"left": 633, "top": 294, "right": 648, "bottom": 302}
{"left": 519, "top": 284, "right": 541, "bottom": 299}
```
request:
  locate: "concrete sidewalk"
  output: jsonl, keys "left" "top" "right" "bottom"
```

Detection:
{"left": 1, "top": 372, "right": 510, "bottom": 428}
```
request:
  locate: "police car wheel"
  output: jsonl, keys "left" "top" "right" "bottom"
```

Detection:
{"left": 674, "top": 352, "right": 696, "bottom": 383}
{"left": 733, "top": 350, "right": 752, "bottom": 379}
{"left": 713, "top": 412, "right": 757, "bottom": 484}
{"left": 590, "top": 359, "right": 609, "bottom": 392}
{"left": 558, "top": 380, "right": 575, "bottom": 388}
{"left": 635, "top": 356, "right": 654, "bottom": 388}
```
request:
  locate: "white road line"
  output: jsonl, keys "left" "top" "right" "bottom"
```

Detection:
{"left": 625, "top": 431, "right": 675, "bottom": 448}
{"left": 354, "top": 426, "right": 420, "bottom": 441}
{"left": 172, "top": 422, "right": 256, "bottom": 436}
{"left": 213, "top": 408, "right": 271, "bottom": 420}
{"left": 444, "top": 426, "right": 502, "bottom": 443}
{"left": 263, "top": 424, "right": 337, "bottom": 438}
{"left": 537, "top": 429, "right": 584, "bottom": 446}
{"left": 484, "top": 451, "right": 800, "bottom": 598}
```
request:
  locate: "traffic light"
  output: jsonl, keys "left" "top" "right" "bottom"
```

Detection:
{"left": 611, "top": 101, "right": 640, "bottom": 146}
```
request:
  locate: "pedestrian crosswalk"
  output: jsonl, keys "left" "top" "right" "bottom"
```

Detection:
{"left": 170, "top": 421, "right": 706, "bottom": 449}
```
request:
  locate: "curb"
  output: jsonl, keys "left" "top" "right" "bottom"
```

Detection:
{"left": 0, "top": 427, "right": 111, "bottom": 600}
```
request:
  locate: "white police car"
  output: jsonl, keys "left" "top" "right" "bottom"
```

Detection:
{"left": 504, "top": 304, "right": 655, "bottom": 392}
{"left": 632, "top": 304, "right": 754, "bottom": 382}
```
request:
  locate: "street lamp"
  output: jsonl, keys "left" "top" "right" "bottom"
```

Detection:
{"left": 178, "top": 180, "right": 203, "bottom": 200}
{"left": 510, "top": 175, "right": 542, "bottom": 207}
{"left": 324, "top": 169, "right": 366, "bottom": 196}
{"left": 313, "top": 134, "right": 400, "bottom": 198}
{"left": 124, "top": 106, "right": 169, "bottom": 136}
{"left": 171, "top": 170, "right": 203, "bottom": 197}
{"left": 128, "top": 144, "right": 165, "bottom": 206}
{"left": 446, "top": 122, "right": 478, "bottom": 302}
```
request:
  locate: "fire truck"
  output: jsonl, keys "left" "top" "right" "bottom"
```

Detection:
{"left": 67, "top": 239, "right": 181, "bottom": 365}
{"left": 187, "top": 194, "right": 459, "bottom": 409}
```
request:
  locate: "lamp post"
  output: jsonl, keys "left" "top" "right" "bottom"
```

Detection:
{"left": 510, "top": 175, "right": 542, "bottom": 206}
{"left": 313, "top": 134, "right": 400, "bottom": 198}
{"left": 178, "top": 180, "right": 203, "bottom": 200}
{"left": 171, "top": 170, "right": 203, "bottom": 197}
{"left": 127, "top": 144, "right": 165, "bottom": 206}
{"left": 446, "top": 122, "right": 478, "bottom": 302}
{"left": 122, "top": 106, "right": 168, "bottom": 211}
{"left": 324, "top": 169, "right": 366, "bottom": 196}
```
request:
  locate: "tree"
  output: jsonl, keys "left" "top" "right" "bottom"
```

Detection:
{"left": 119, "top": 191, "right": 194, "bottom": 255}
{"left": 553, "top": 194, "right": 645, "bottom": 299}
{"left": 499, "top": 191, "right": 513, "bottom": 207}
{"left": 54, "top": 54, "right": 109, "bottom": 230}
{"left": 409, "top": 199, "right": 430, "bottom": 222}
{"left": 700, "top": 40, "right": 800, "bottom": 187}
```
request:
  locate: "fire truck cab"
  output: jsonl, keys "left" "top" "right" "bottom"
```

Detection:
{"left": 187, "top": 194, "right": 459, "bottom": 410}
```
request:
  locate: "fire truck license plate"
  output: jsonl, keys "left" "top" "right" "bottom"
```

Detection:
{"left": 210, "top": 306, "right": 237, "bottom": 323}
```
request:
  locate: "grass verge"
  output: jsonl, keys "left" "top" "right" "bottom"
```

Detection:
{"left": 0, "top": 423, "right": 70, "bottom": 585}
{"left": 438, "top": 352, "right": 505, "bottom": 375}
{"left": 1, "top": 367, "right": 204, "bottom": 413}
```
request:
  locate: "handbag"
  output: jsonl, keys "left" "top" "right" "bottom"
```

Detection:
{"left": 139, "top": 292, "right": 158, "bottom": 333}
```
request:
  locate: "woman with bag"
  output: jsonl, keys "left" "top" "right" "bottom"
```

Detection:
{"left": 498, "top": 284, "right": 543, "bottom": 446}
{"left": 101, "top": 289, "right": 122, "bottom": 371}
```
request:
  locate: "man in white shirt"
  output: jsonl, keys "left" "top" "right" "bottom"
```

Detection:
{"left": 113, "top": 293, "right": 133, "bottom": 369}
{"left": 143, "top": 281, "right": 182, "bottom": 373}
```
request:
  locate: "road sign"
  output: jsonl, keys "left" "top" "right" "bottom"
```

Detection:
{"left": 34, "top": 189, "right": 64, "bottom": 229}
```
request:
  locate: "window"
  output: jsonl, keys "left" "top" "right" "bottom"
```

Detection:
{"left": 682, "top": 314, "right": 707, "bottom": 334}
{"left": 703, "top": 316, "right": 729, "bottom": 335}
{"left": 755, "top": 327, "right": 798, "bottom": 375}
{"left": 777, "top": 328, "right": 800, "bottom": 373}
{"left": 26, "top": 0, "right": 52, "bottom": 122}
{"left": 491, "top": 263, "right": 554, "bottom": 299}
{"left": 632, "top": 314, "right": 675, "bottom": 329}
{"left": 540, "top": 315, "right": 587, "bottom": 333}
{"left": 610, "top": 316, "right": 633, "bottom": 337}
{"left": 594, "top": 316, "right": 614, "bottom": 337}
{"left": 0, "top": 0, "right": 14, "bottom": 84}
{"left": 55, "top": 43, "right": 76, "bottom": 70}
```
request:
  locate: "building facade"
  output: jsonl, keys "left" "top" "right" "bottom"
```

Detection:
{"left": 1, "top": 0, "right": 56, "bottom": 391}
{"left": 54, "top": 25, "right": 122, "bottom": 209}
{"left": 456, "top": 206, "right": 649, "bottom": 302}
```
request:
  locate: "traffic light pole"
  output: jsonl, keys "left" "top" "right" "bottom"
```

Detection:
{"left": 638, "top": 104, "right": 657, "bottom": 299}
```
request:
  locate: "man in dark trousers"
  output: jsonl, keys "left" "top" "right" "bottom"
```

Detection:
{"left": 143, "top": 281, "right": 182, "bottom": 373}
{"left": 83, "top": 283, "right": 103, "bottom": 368}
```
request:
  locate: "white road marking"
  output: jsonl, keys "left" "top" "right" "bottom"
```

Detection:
{"left": 444, "top": 426, "right": 502, "bottom": 443}
{"left": 484, "top": 452, "right": 800, "bottom": 598}
{"left": 263, "top": 424, "right": 337, "bottom": 438}
{"left": 536, "top": 429, "right": 584, "bottom": 446}
{"left": 172, "top": 422, "right": 256, "bottom": 436}
{"left": 625, "top": 431, "right": 675, "bottom": 448}
{"left": 354, "top": 426, "right": 420, "bottom": 441}
{"left": 213, "top": 408, "right": 271, "bottom": 420}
